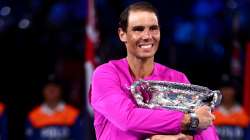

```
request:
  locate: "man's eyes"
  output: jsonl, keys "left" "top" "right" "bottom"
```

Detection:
{"left": 131, "top": 26, "right": 159, "bottom": 32}
{"left": 150, "top": 26, "right": 159, "bottom": 31}
{"left": 132, "top": 26, "right": 144, "bottom": 32}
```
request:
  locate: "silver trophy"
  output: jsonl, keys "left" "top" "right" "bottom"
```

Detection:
{"left": 130, "top": 80, "right": 222, "bottom": 113}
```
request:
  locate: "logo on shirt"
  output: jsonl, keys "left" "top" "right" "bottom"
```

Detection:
{"left": 40, "top": 126, "right": 70, "bottom": 139}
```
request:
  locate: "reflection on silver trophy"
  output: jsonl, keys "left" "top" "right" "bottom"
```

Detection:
{"left": 130, "top": 80, "right": 222, "bottom": 113}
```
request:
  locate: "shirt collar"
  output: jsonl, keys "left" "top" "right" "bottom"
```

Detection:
{"left": 41, "top": 101, "right": 65, "bottom": 115}
{"left": 218, "top": 104, "right": 241, "bottom": 115}
{"left": 123, "top": 58, "right": 158, "bottom": 81}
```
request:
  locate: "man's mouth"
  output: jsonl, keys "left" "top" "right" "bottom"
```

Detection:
{"left": 139, "top": 44, "right": 153, "bottom": 49}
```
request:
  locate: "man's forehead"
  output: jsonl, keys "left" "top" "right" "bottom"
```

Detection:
{"left": 128, "top": 10, "right": 157, "bottom": 19}
{"left": 127, "top": 10, "right": 159, "bottom": 27}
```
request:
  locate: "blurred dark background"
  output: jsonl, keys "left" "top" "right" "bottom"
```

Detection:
{"left": 0, "top": 0, "right": 250, "bottom": 139}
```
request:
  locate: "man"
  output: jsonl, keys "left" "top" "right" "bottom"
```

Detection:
{"left": 25, "top": 80, "right": 84, "bottom": 140}
{"left": 213, "top": 82, "right": 249, "bottom": 140}
{"left": 0, "top": 102, "right": 7, "bottom": 140}
{"left": 90, "top": 2, "right": 219, "bottom": 140}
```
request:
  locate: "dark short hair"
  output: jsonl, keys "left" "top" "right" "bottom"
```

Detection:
{"left": 219, "top": 79, "right": 239, "bottom": 93}
{"left": 43, "top": 78, "right": 63, "bottom": 89}
{"left": 118, "top": 1, "right": 159, "bottom": 32}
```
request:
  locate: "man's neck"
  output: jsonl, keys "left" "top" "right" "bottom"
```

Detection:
{"left": 127, "top": 56, "right": 154, "bottom": 80}
{"left": 222, "top": 101, "right": 235, "bottom": 110}
{"left": 46, "top": 101, "right": 59, "bottom": 110}
{"left": 42, "top": 101, "right": 64, "bottom": 115}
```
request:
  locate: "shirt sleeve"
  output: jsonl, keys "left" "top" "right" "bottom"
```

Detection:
{"left": 194, "top": 125, "right": 219, "bottom": 140}
{"left": 91, "top": 65, "right": 185, "bottom": 135}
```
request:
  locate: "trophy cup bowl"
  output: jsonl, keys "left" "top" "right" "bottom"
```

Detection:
{"left": 130, "top": 80, "right": 222, "bottom": 113}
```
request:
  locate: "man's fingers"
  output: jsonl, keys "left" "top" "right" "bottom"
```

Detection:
{"left": 176, "top": 133, "right": 194, "bottom": 140}
{"left": 208, "top": 111, "right": 215, "bottom": 121}
{"left": 201, "top": 105, "right": 210, "bottom": 109}
{"left": 176, "top": 135, "right": 186, "bottom": 140}
{"left": 211, "top": 114, "right": 215, "bottom": 121}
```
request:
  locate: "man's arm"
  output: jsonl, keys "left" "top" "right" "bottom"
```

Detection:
{"left": 150, "top": 133, "right": 193, "bottom": 140}
{"left": 174, "top": 72, "right": 219, "bottom": 140}
{"left": 194, "top": 125, "right": 219, "bottom": 140}
{"left": 91, "top": 65, "right": 185, "bottom": 135}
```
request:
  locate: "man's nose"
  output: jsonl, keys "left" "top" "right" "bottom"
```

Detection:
{"left": 142, "top": 30, "right": 152, "bottom": 40}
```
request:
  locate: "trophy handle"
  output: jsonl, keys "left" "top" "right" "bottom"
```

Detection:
{"left": 210, "top": 90, "right": 222, "bottom": 109}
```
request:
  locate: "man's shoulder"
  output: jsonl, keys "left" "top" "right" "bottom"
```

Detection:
{"left": 155, "top": 62, "right": 184, "bottom": 75}
{"left": 64, "top": 104, "right": 80, "bottom": 117}
{"left": 28, "top": 105, "right": 43, "bottom": 119}
{"left": 155, "top": 62, "right": 189, "bottom": 83}
{"left": 94, "top": 58, "right": 125, "bottom": 73}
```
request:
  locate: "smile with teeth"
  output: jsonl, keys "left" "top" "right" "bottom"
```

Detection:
{"left": 139, "top": 44, "right": 153, "bottom": 49}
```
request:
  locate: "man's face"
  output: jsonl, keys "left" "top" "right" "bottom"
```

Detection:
{"left": 119, "top": 10, "right": 160, "bottom": 59}
{"left": 43, "top": 84, "right": 61, "bottom": 103}
{"left": 221, "top": 87, "right": 235, "bottom": 104}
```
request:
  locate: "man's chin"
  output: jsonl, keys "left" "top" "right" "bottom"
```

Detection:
{"left": 137, "top": 55, "right": 155, "bottom": 60}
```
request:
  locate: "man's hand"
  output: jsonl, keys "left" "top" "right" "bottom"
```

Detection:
{"left": 150, "top": 133, "right": 193, "bottom": 140}
{"left": 194, "top": 105, "right": 215, "bottom": 130}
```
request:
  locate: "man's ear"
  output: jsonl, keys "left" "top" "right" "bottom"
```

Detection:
{"left": 118, "top": 28, "right": 127, "bottom": 43}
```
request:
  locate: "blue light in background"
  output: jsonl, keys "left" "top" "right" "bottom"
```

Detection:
{"left": 193, "top": 0, "right": 213, "bottom": 17}
{"left": 211, "top": 42, "right": 225, "bottom": 60}
{"left": 174, "top": 22, "right": 193, "bottom": 44}
{"left": 192, "top": 0, "right": 223, "bottom": 17}
{"left": 69, "top": 0, "right": 86, "bottom": 21}
{"left": 194, "top": 20, "right": 208, "bottom": 39}
{"left": 0, "top": 6, "right": 11, "bottom": 16}
{"left": 32, "top": 0, "right": 42, "bottom": 13}
{"left": 48, "top": 3, "right": 69, "bottom": 26}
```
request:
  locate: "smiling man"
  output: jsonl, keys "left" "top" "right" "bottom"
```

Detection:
{"left": 90, "top": 2, "right": 219, "bottom": 140}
